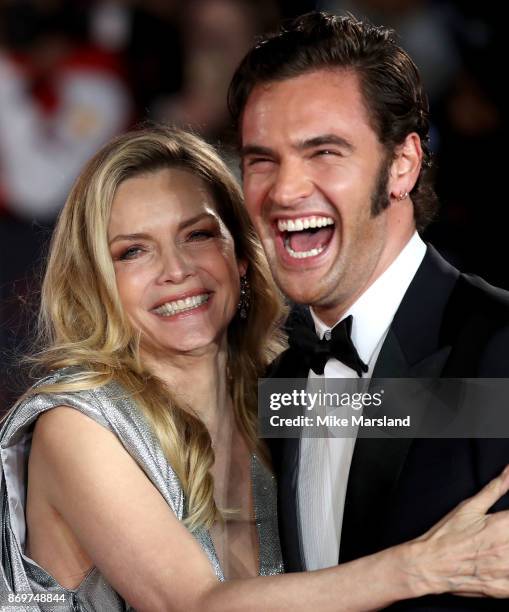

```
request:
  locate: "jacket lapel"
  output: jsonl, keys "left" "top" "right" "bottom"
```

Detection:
{"left": 340, "top": 246, "right": 460, "bottom": 562}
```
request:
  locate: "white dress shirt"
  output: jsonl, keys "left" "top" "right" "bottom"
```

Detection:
{"left": 298, "top": 232, "right": 427, "bottom": 570}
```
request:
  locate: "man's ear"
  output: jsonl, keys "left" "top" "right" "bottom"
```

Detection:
{"left": 389, "top": 133, "right": 423, "bottom": 201}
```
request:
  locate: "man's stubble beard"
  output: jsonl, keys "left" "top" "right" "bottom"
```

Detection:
{"left": 309, "top": 153, "right": 394, "bottom": 313}
{"left": 370, "top": 151, "right": 392, "bottom": 217}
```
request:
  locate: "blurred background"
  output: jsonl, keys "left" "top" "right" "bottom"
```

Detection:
{"left": 0, "top": 0, "right": 506, "bottom": 412}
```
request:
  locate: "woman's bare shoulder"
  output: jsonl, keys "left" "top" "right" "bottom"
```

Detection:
{"left": 34, "top": 404, "right": 116, "bottom": 445}
{"left": 29, "top": 405, "right": 217, "bottom": 610}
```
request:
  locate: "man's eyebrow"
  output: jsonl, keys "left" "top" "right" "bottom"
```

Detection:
{"left": 109, "top": 213, "right": 216, "bottom": 245}
{"left": 240, "top": 135, "right": 354, "bottom": 159}
{"left": 240, "top": 144, "right": 275, "bottom": 159}
{"left": 297, "top": 134, "right": 354, "bottom": 152}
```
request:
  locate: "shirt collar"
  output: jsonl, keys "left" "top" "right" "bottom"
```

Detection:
{"left": 310, "top": 232, "right": 426, "bottom": 365}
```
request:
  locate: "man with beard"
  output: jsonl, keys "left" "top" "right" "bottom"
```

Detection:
{"left": 228, "top": 12, "right": 509, "bottom": 611}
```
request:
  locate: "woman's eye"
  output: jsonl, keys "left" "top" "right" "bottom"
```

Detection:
{"left": 188, "top": 229, "right": 214, "bottom": 241}
{"left": 118, "top": 246, "right": 144, "bottom": 260}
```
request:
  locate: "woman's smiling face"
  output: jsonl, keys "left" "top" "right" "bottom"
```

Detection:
{"left": 108, "top": 167, "right": 245, "bottom": 358}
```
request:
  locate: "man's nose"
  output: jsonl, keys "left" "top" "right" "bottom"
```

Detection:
{"left": 269, "top": 159, "right": 313, "bottom": 207}
{"left": 156, "top": 247, "right": 194, "bottom": 285}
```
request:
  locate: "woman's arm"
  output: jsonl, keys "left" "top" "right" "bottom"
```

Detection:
{"left": 30, "top": 406, "right": 509, "bottom": 612}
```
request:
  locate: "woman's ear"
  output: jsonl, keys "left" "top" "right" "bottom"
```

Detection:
{"left": 238, "top": 259, "right": 248, "bottom": 277}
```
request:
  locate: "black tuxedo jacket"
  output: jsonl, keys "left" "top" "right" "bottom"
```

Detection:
{"left": 268, "top": 245, "right": 509, "bottom": 611}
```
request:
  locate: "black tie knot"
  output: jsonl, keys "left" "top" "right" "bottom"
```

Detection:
{"left": 288, "top": 314, "right": 368, "bottom": 376}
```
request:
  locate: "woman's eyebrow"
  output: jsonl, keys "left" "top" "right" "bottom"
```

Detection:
{"left": 178, "top": 211, "right": 217, "bottom": 230}
{"left": 109, "top": 213, "right": 218, "bottom": 245}
{"left": 109, "top": 232, "right": 151, "bottom": 245}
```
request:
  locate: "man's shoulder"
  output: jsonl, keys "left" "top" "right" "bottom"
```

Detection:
{"left": 454, "top": 273, "right": 509, "bottom": 375}
{"left": 397, "top": 243, "right": 509, "bottom": 334}
{"left": 412, "top": 260, "right": 509, "bottom": 376}
{"left": 421, "top": 244, "right": 509, "bottom": 318}
{"left": 444, "top": 268, "right": 509, "bottom": 347}
{"left": 380, "top": 244, "right": 509, "bottom": 376}
{"left": 459, "top": 271, "right": 509, "bottom": 317}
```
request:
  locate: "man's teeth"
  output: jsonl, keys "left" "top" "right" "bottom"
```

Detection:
{"left": 277, "top": 216, "right": 334, "bottom": 232}
{"left": 278, "top": 216, "right": 334, "bottom": 259}
{"left": 152, "top": 293, "right": 209, "bottom": 316}
{"left": 284, "top": 243, "right": 325, "bottom": 259}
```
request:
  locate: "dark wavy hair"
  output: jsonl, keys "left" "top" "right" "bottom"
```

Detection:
{"left": 228, "top": 12, "right": 438, "bottom": 230}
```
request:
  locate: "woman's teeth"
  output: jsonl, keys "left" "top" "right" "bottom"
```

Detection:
{"left": 152, "top": 293, "right": 209, "bottom": 316}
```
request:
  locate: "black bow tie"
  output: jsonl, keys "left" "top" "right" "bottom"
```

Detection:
{"left": 288, "top": 314, "right": 368, "bottom": 376}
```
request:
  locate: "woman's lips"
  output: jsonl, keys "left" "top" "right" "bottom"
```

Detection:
{"left": 150, "top": 292, "right": 212, "bottom": 319}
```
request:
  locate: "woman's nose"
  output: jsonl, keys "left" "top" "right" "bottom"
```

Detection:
{"left": 155, "top": 247, "right": 194, "bottom": 285}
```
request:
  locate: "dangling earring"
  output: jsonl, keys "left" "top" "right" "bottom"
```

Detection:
{"left": 237, "top": 275, "right": 250, "bottom": 319}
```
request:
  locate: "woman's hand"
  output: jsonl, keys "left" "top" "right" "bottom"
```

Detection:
{"left": 408, "top": 465, "right": 509, "bottom": 599}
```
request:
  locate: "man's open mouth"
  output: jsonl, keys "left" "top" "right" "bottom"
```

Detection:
{"left": 277, "top": 215, "right": 335, "bottom": 259}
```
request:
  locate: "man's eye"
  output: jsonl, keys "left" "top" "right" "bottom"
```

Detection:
{"left": 246, "top": 157, "right": 274, "bottom": 168}
{"left": 314, "top": 149, "right": 339, "bottom": 157}
{"left": 118, "top": 246, "right": 144, "bottom": 260}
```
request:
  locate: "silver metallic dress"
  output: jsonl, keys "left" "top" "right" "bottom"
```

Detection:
{"left": 0, "top": 368, "right": 283, "bottom": 611}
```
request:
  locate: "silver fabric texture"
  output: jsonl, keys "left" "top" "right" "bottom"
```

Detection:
{"left": 0, "top": 368, "right": 283, "bottom": 611}
{"left": 252, "top": 456, "right": 284, "bottom": 576}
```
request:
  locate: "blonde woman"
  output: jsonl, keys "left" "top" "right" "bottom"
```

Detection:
{"left": 1, "top": 126, "right": 509, "bottom": 612}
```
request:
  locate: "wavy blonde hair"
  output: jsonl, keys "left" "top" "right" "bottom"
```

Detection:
{"left": 27, "top": 125, "right": 286, "bottom": 530}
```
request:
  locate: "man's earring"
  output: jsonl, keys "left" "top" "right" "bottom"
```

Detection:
{"left": 237, "top": 275, "right": 251, "bottom": 319}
